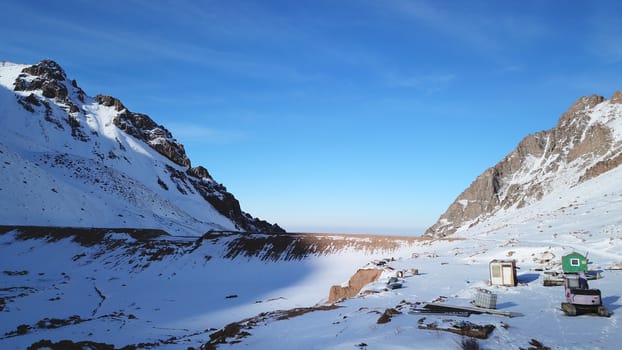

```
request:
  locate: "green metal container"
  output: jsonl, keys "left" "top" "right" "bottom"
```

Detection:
{"left": 562, "top": 252, "right": 588, "bottom": 273}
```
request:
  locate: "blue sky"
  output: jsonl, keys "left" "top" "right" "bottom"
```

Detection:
{"left": 2, "top": 1, "right": 622, "bottom": 234}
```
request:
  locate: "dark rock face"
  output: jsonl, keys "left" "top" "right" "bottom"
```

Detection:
{"left": 13, "top": 60, "right": 90, "bottom": 142}
{"left": 94, "top": 95, "right": 125, "bottom": 111}
{"left": 426, "top": 92, "right": 622, "bottom": 237}
{"left": 95, "top": 95, "right": 191, "bottom": 168}
{"left": 188, "top": 165, "right": 213, "bottom": 180}
{"left": 13, "top": 59, "right": 75, "bottom": 102}
{"left": 96, "top": 96, "right": 192, "bottom": 168}
{"left": 17, "top": 93, "right": 41, "bottom": 113}
{"left": 151, "top": 140, "right": 191, "bottom": 168}
{"left": 22, "top": 59, "right": 66, "bottom": 81}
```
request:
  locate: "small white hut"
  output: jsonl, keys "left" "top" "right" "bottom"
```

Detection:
{"left": 489, "top": 259, "right": 517, "bottom": 286}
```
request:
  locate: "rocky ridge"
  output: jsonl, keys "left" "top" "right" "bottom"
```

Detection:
{"left": 426, "top": 92, "right": 622, "bottom": 237}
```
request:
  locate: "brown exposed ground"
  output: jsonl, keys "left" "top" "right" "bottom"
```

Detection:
{"left": 2, "top": 226, "right": 432, "bottom": 262}
{"left": 207, "top": 231, "right": 428, "bottom": 261}
{"left": 1, "top": 226, "right": 192, "bottom": 271}
{"left": 0, "top": 225, "right": 167, "bottom": 244}
{"left": 328, "top": 268, "right": 383, "bottom": 304}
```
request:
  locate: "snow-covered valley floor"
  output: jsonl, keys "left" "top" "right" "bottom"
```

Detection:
{"left": 1, "top": 221, "right": 621, "bottom": 350}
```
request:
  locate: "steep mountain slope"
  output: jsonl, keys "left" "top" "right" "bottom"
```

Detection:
{"left": 426, "top": 92, "right": 622, "bottom": 237}
{"left": 0, "top": 60, "right": 283, "bottom": 235}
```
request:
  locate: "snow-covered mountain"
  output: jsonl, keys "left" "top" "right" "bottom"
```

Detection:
{"left": 426, "top": 92, "right": 622, "bottom": 237}
{"left": 0, "top": 60, "right": 283, "bottom": 235}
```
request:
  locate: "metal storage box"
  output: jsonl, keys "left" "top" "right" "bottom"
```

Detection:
{"left": 474, "top": 288, "right": 497, "bottom": 309}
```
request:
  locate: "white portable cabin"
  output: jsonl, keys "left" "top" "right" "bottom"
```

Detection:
{"left": 489, "top": 259, "right": 517, "bottom": 286}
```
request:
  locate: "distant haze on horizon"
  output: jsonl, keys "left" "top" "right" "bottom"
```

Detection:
{"left": 2, "top": 0, "right": 622, "bottom": 234}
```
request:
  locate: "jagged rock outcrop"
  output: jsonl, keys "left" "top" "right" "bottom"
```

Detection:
{"left": 14, "top": 59, "right": 86, "bottom": 104}
{"left": 94, "top": 94, "right": 125, "bottom": 111}
{"left": 187, "top": 165, "right": 213, "bottom": 180}
{"left": 14, "top": 60, "right": 68, "bottom": 100}
{"left": 426, "top": 92, "right": 622, "bottom": 237}
{"left": 93, "top": 94, "right": 191, "bottom": 167}
{"left": 13, "top": 60, "right": 90, "bottom": 141}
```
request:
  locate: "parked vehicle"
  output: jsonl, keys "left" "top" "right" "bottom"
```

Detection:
{"left": 561, "top": 274, "right": 609, "bottom": 317}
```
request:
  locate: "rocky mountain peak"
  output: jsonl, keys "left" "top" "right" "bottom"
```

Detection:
{"left": 22, "top": 59, "right": 67, "bottom": 81}
{"left": 426, "top": 92, "right": 622, "bottom": 237}
{"left": 610, "top": 90, "right": 622, "bottom": 104}
{"left": 13, "top": 59, "right": 73, "bottom": 101}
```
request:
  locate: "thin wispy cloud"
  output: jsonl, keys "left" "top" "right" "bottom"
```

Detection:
{"left": 26, "top": 13, "right": 239, "bottom": 66}
{"left": 497, "top": 65, "right": 525, "bottom": 73}
{"left": 165, "top": 123, "right": 247, "bottom": 145}
{"left": 385, "top": 73, "right": 456, "bottom": 94}
{"left": 586, "top": 10, "right": 622, "bottom": 63}
{"left": 5, "top": 1, "right": 318, "bottom": 86}
{"left": 387, "top": 1, "right": 498, "bottom": 51}
{"left": 381, "top": 0, "right": 551, "bottom": 62}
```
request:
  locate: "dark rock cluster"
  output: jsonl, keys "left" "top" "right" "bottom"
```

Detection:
{"left": 14, "top": 59, "right": 88, "bottom": 141}
{"left": 13, "top": 59, "right": 85, "bottom": 103}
